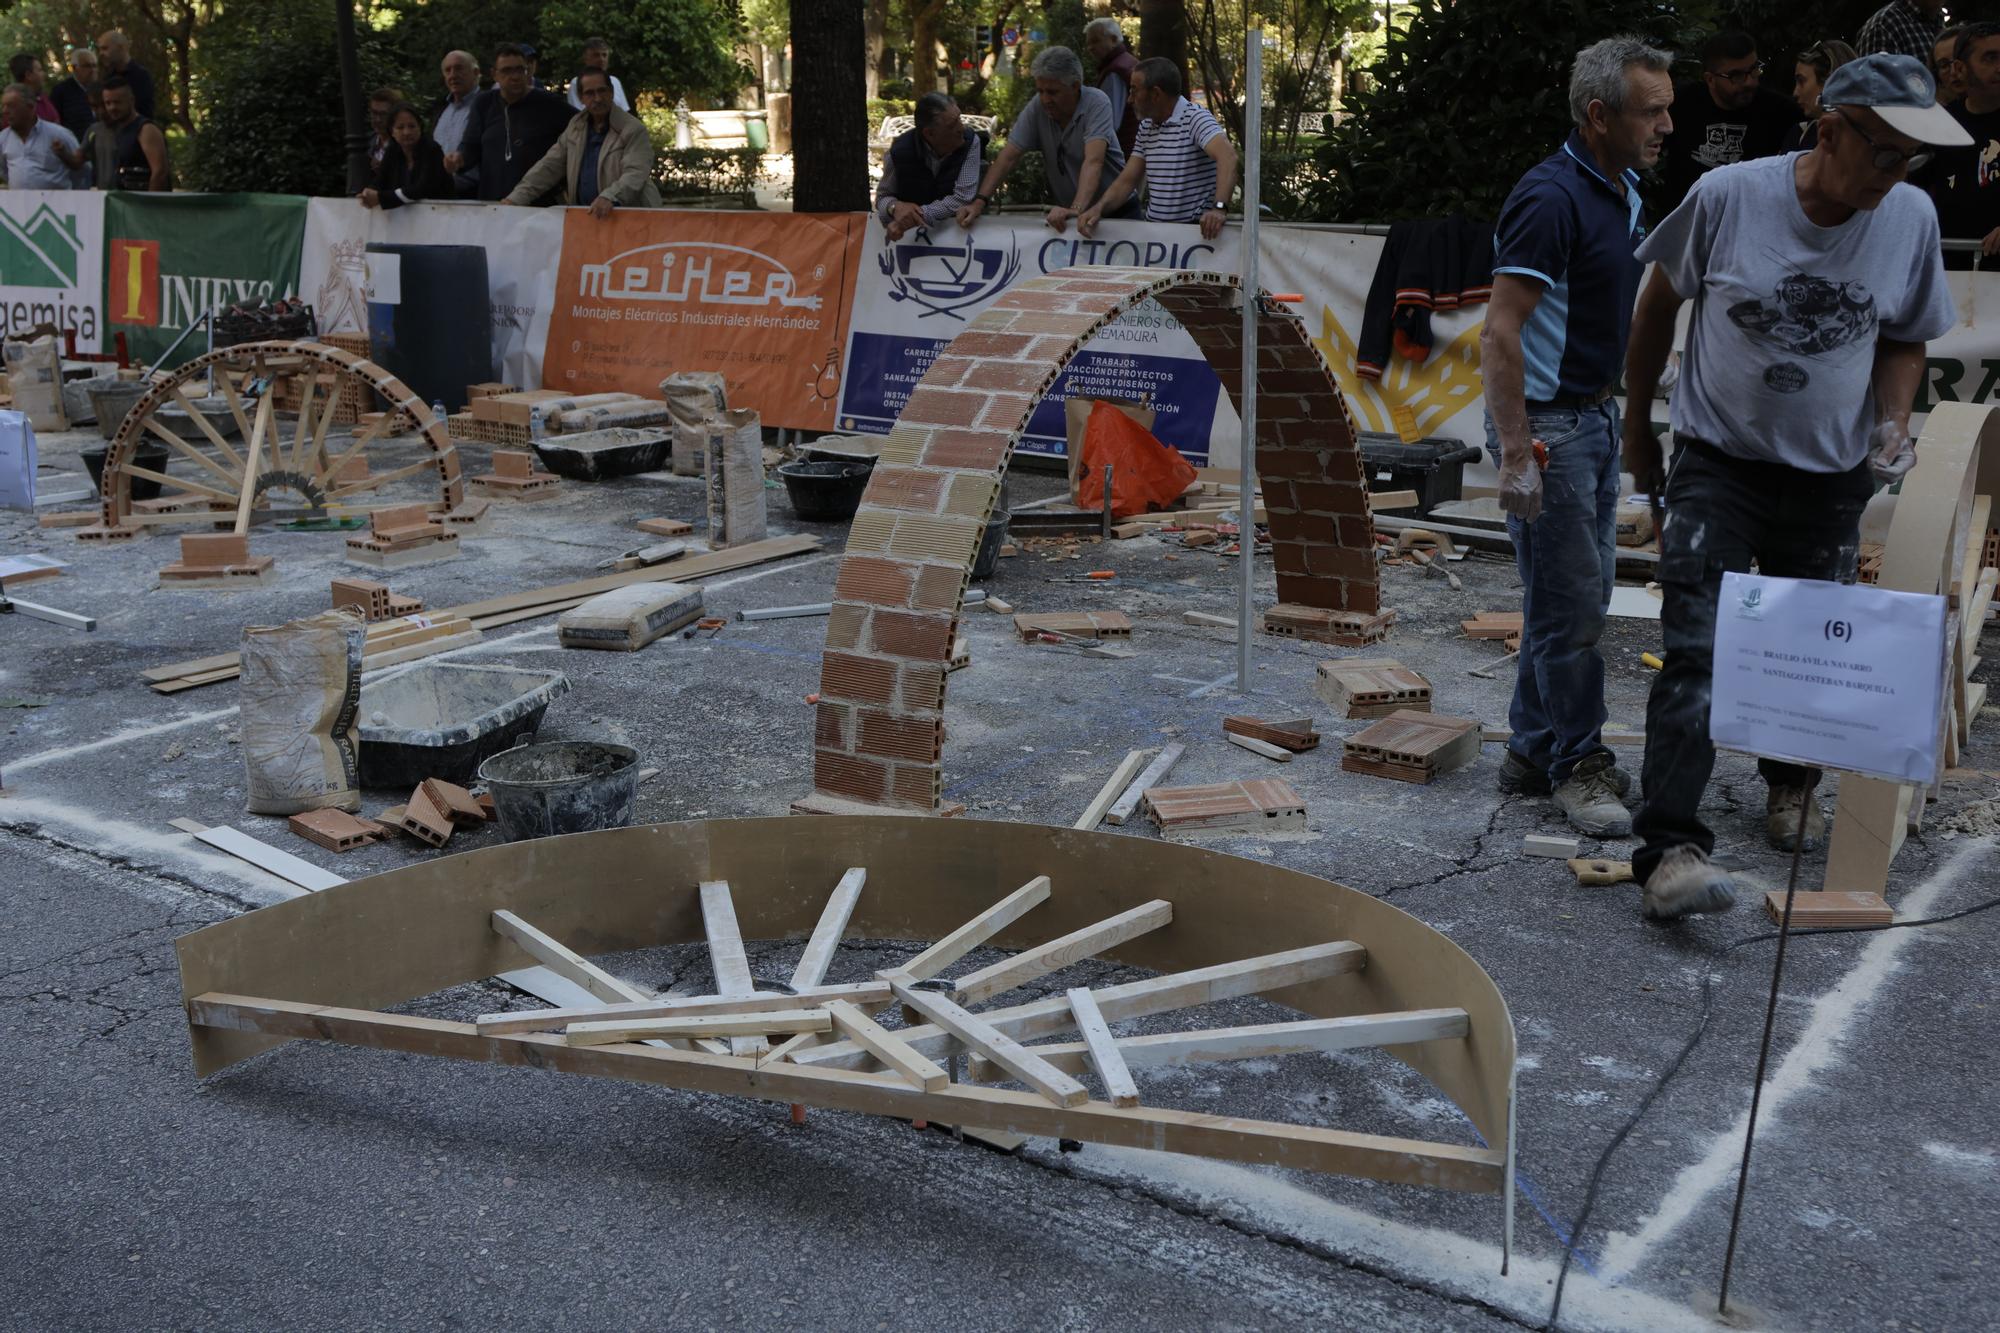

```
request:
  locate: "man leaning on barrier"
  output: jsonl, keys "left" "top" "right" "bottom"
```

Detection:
{"left": 1622, "top": 54, "right": 1964, "bottom": 921}
{"left": 505, "top": 67, "right": 659, "bottom": 216}
{"left": 956, "top": 44, "right": 1133, "bottom": 234}
{"left": 876, "top": 92, "right": 980, "bottom": 242}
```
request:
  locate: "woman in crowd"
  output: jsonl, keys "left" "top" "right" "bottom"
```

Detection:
{"left": 358, "top": 101, "right": 451, "bottom": 209}
{"left": 1782, "top": 39, "right": 1857, "bottom": 152}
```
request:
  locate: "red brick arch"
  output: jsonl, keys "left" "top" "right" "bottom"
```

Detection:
{"left": 803, "top": 266, "right": 1377, "bottom": 814}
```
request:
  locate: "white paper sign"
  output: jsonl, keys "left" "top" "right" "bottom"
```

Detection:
{"left": 363, "top": 250, "right": 401, "bottom": 305}
{"left": 0, "top": 408, "right": 36, "bottom": 509}
{"left": 1710, "top": 572, "right": 1947, "bottom": 785}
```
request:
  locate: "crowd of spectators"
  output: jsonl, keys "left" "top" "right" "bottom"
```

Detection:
{"left": 0, "top": 29, "right": 164, "bottom": 191}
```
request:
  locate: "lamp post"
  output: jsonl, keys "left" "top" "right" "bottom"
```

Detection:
{"left": 334, "top": 0, "right": 371, "bottom": 195}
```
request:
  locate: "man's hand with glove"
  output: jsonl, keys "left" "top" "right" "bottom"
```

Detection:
{"left": 1869, "top": 419, "right": 1915, "bottom": 486}
{"left": 1498, "top": 442, "right": 1544, "bottom": 524}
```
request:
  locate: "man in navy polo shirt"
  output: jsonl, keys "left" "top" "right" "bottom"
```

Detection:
{"left": 1479, "top": 36, "right": 1674, "bottom": 837}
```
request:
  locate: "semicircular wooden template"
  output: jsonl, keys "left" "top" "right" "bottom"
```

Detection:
{"left": 803, "top": 266, "right": 1380, "bottom": 814}
{"left": 177, "top": 816, "right": 1519, "bottom": 1261}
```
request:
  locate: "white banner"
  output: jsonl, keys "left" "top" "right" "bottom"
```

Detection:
{"left": 299, "top": 199, "right": 561, "bottom": 388}
{"left": 838, "top": 215, "right": 1243, "bottom": 464}
{"left": 0, "top": 189, "right": 105, "bottom": 350}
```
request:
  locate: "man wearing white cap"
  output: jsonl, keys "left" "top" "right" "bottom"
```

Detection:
{"left": 1621, "top": 54, "right": 1969, "bottom": 922}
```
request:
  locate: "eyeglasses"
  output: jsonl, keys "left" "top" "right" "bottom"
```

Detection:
{"left": 1835, "top": 109, "right": 1933, "bottom": 172}
{"left": 1710, "top": 61, "right": 1766, "bottom": 84}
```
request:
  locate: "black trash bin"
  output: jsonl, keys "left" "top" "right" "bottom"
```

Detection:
{"left": 365, "top": 243, "right": 495, "bottom": 414}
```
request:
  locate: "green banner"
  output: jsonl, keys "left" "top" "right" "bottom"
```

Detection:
{"left": 103, "top": 192, "right": 306, "bottom": 366}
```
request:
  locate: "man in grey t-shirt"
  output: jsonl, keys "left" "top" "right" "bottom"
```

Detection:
{"left": 957, "top": 45, "right": 1133, "bottom": 233}
{"left": 1622, "top": 54, "right": 1966, "bottom": 922}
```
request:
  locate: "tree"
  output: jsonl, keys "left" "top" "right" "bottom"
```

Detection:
{"left": 910, "top": 0, "right": 946, "bottom": 96}
{"left": 789, "top": 0, "right": 868, "bottom": 211}
{"left": 864, "top": 0, "right": 889, "bottom": 99}
{"left": 537, "top": 0, "right": 748, "bottom": 105}
{"left": 1138, "top": 0, "right": 1189, "bottom": 81}
{"left": 1189, "top": 0, "right": 1373, "bottom": 152}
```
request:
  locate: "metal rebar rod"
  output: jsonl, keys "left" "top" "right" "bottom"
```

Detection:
{"left": 1236, "top": 22, "right": 1262, "bottom": 695}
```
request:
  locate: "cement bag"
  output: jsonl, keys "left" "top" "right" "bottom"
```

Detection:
{"left": 556, "top": 402, "right": 673, "bottom": 433}
{"left": 527, "top": 392, "right": 641, "bottom": 438}
{"left": 3, "top": 334, "right": 67, "bottom": 433}
{"left": 704, "top": 408, "right": 766, "bottom": 548}
{"left": 241, "top": 608, "right": 365, "bottom": 814}
{"left": 662, "top": 372, "right": 728, "bottom": 476}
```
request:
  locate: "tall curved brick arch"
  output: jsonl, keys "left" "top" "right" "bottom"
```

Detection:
{"left": 802, "top": 266, "right": 1377, "bottom": 815}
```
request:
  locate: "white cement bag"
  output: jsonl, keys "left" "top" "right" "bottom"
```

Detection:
{"left": 241, "top": 608, "right": 365, "bottom": 814}
{"left": 704, "top": 408, "right": 766, "bottom": 548}
{"left": 662, "top": 372, "right": 728, "bottom": 476}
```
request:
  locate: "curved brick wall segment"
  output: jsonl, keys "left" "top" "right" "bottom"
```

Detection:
{"left": 809, "top": 266, "right": 1375, "bottom": 813}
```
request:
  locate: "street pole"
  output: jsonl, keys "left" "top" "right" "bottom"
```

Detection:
{"left": 333, "top": 0, "right": 371, "bottom": 196}
{"left": 1236, "top": 22, "right": 1262, "bottom": 693}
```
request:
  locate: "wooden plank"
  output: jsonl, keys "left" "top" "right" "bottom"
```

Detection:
{"left": 473, "top": 981, "right": 890, "bottom": 1036}
{"left": 971, "top": 1008, "right": 1473, "bottom": 1081}
{"left": 824, "top": 999, "right": 949, "bottom": 1091}
{"left": 190, "top": 825, "right": 345, "bottom": 892}
{"left": 1106, "top": 742, "right": 1186, "bottom": 825}
{"left": 1067, "top": 988, "right": 1139, "bottom": 1108}
{"left": 1073, "top": 748, "right": 1151, "bottom": 829}
{"left": 1226, "top": 732, "right": 1293, "bottom": 762}
{"left": 888, "top": 875, "right": 1052, "bottom": 982}
{"left": 490, "top": 910, "right": 654, "bottom": 1006}
{"left": 790, "top": 867, "right": 866, "bottom": 991}
{"left": 565, "top": 1008, "right": 833, "bottom": 1046}
{"left": 890, "top": 980, "right": 1091, "bottom": 1108}
{"left": 232, "top": 391, "right": 272, "bottom": 534}
{"left": 953, "top": 899, "right": 1174, "bottom": 1004}
{"left": 798, "top": 940, "right": 1367, "bottom": 1071}
{"left": 699, "top": 879, "right": 762, "bottom": 1056}
{"left": 188, "top": 994, "right": 1505, "bottom": 1194}
{"left": 140, "top": 535, "right": 822, "bottom": 686}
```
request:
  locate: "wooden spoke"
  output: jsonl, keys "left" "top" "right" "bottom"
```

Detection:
{"left": 489, "top": 910, "right": 725, "bottom": 1055}
{"left": 1066, "top": 988, "right": 1138, "bottom": 1108}
{"left": 824, "top": 999, "right": 948, "bottom": 1091}
{"left": 140, "top": 416, "right": 243, "bottom": 490}
{"left": 167, "top": 383, "right": 246, "bottom": 472}
{"left": 565, "top": 1009, "right": 833, "bottom": 1046}
{"left": 287, "top": 372, "right": 321, "bottom": 473}
{"left": 211, "top": 370, "right": 258, "bottom": 443}
{"left": 232, "top": 391, "right": 273, "bottom": 535}
{"left": 325, "top": 456, "right": 440, "bottom": 504}
{"left": 952, "top": 899, "right": 1172, "bottom": 1005}
{"left": 474, "top": 980, "right": 891, "bottom": 1037}
{"left": 791, "top": 868, "right": 866, "bottom": 992}
{"left": 891, "top": 980, "right": 1089, "bottom": 1107}
{"left": 884, "top": 875, "right": 1051, "bottom": 984}
{"left": 311, "top": 406, "right": 397, "bottom": 491}
{"left": 116, "top": 463, "right": 234, "bottom": 504}
{"left": 699, "top": 880, "right": 763, "bottom": 1056}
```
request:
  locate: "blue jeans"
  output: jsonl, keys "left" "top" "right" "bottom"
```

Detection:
{"left": 1484, "top": 401, "right": 1621, "bottom": 783}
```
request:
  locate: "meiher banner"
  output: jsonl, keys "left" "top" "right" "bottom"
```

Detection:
{"left": 839, "top": 216, "right": 1242, "bottom": 463}
{"left": 541, "top": 208, "right": 866, "bottom": 430}
{"left": 0, "top": 189, "right": 104, "bottom": 347}
{"left": 103, "top": 193, "right": 306, "bottom": 363}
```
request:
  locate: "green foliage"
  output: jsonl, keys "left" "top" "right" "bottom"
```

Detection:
{"left": 867, "top": 97, "right": 915, "bottom": 134}
{"left": 537, "top": 0, "right": 749, "bottom": 104}
{"left": 364, "top": 0, "right": 546, "bottom": 103}
{"left": 183, "top": 0, "right": 398, "bottom": 197}
{"left": 654, "top": 145, "right": 766, "bottom": 205}
{"left": 1315, "top": 0, "right": 1697, "bottom": 222}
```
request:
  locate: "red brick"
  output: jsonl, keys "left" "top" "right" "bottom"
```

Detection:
{"left": 920, "top": 355, "right": 978, "bottom": 388}
{"left": 912, "top": 562, "right": 966, "bottom": 611}
{"left": 1009, "top": 311, "right": 1102, "bottom": 338}
{"left": 1275, "top": 569, "right": 1321, "bottom": 605}
{"left": 1345, "top": 581, "right": 1382, "bottom": 614}
{"left": 1285, "top": 513, "right": 1340, "bottom": 544}
{"left": 950, "top": 331, "right": 1037, "bottom": 358}
{"left": 872, "top": 609, "right": 955, "bottom": 660}
{"left": 815, "top": 750, "right": 888, "bottom": 803}
{"left": 180, "top": 533, "right": 249, "bottom": 565}
{"left": 1337, "top": 514, "right": 1375, "bottom": 547}
{"left": 975, "top": 392, "right": 1034, "bottom": 431}
{"left": 815, "top": 701, "right": 851, "bottom": 749}
{"left": 1258, "top": 370, "right": 1335, "bottom": 395}
{"left": 865, "top": 465, "right": 947, "bottom": 514}
{"left": 1027, "top": 335, "right": 1084, "bottom": 362}
{"left": 825, "top": 603, "right": 866, "bottom": 650}
{"left": 1290, "top": 480, "right": 1365, "bottom": 514}
{"left": 888, "top": 762, "right": 941, "bottom": 810}
{"left": 1257, "top": 448, "right": 1326, "bottom": 481}
{"left": 820, "top": 651, "right": 896, "bottom": 705}
{"left": 858, "top": 710, "right": 943, "bottom": 764}
{"left": 898, "top": 662, "right": 946, "bottom": 711}
{"left": 921, "top": 427, "right": 1009, "bottom": 471}
{"left": 1259, "top": 479, "right": 1296, "bottom": 511}
{"left": 1277, "top": 415, "right": 1357, "bottom": 450}
{"left": 1306, "top": 545, "right": 1378, "bottom": 581}
{"left": 1255, "top": 395, "right": 1317, "bottom": 421}
{"left": 996, "top": 289, "right": 1082, "bottom": 312}
{"left": 834, "top": 555, "right": 916, "bottom": 607}
{"left": 901, "top": 387, "right": 987, "bottom": 428}
{"left": 962, "top": 361, "right": 1056, "bottom": 394}
{"left": 1270, "top": 542, "right": 1310, "bottom": 577}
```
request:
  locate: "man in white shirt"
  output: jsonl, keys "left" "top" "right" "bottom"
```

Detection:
{"left": 0, "top": 83, "right": 83, "bottom": 189}
{"left": 567, "top": 37, "right": 630, "bottom": 113}
{"left": 434, "top": 50, "right": 480, "bottom": 156}
{"left": 1077, "top": 57, "right": 1236, "bottom": 239}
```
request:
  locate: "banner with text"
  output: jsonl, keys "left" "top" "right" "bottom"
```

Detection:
{"left": 103, "top": 193, "right": 305, "bottom": 365}
{"left": 298, "top": 199, "right": 563, "bottom": 390}
{"left": 541, "top": 208, "right": 866, "bottom": 431}
{"left": 840, "top": 216, "right": 1243, "bottom": 464}
{"left": 0, "top": 189, "right": 104, "bottom": 349}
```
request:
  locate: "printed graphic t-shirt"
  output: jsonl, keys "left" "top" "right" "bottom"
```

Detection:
{"left": 1639, "top": 154, "right": 1957, "bottom": 473}
{"left": 1653, "top": 82, "right": 1796, "bottom": 214}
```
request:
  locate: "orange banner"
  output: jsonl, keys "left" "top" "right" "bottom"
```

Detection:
{"left": 542, "top": 208, "right": 866, "bottom": 430}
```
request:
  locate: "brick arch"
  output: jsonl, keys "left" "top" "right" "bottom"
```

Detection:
{"left": 803, "top": 266, "right": 1376, "bottom": 815}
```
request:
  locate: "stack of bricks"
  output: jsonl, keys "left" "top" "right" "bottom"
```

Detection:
{"left": 159, "top": 533, "right": 274, "bottom": 585}
{"left": 804, "top": 267, "right": 1381, "bottom": 815}
{"left": 344, "top": 503, "right": 459, "bottom": 567}
{"left": 330, "top": 577, "right": 422, "bottom": 622}
{"left": 469, "top": 449, "right": 560, "bottom": 500}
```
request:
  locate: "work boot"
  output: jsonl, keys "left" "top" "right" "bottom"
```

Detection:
{"left": 1552, "top": 752, "right": 1633, "bottom": 837}
{"left": 1766, "top": 785, "right": 1826, "bottom": 852}
{"left": 1498, "top": 750, "right": 1633, "bottom": 798}
{"left": 1642, "top": 845, "right": 1738, "bottom": 921}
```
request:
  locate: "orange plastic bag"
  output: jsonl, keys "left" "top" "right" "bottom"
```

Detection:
{"left": 1076, "top": 401, "right": 1197, "bottom": 519}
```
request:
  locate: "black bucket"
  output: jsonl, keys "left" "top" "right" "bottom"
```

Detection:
{"left": 971, "top": 508, "right": 1010, "bottom": 580}
{"left": 778, "top": 460, "right": 872, "bottom": 522}
{"left": 476, "top": 740, "right": 641, "bottom": 842}
{"left": 79, "top": 442, "right": 171, "bottom": 500}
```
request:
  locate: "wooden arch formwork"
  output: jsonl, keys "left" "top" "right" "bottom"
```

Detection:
{"left": 177, "top": 817, "right": 1520, "bottom": 1262}
{"left": 801, "top": 266, "right": 1381, "bottom": 815}
{"left": 86, "top": 339, "right": 461, "bottom": 538}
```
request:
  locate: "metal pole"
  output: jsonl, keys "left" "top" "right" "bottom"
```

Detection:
{"left": 333, "top": 0, "right": 372, "bottom": 196}
{"left": 1236, "top": 22, "right": 1262, "bottom": 694}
